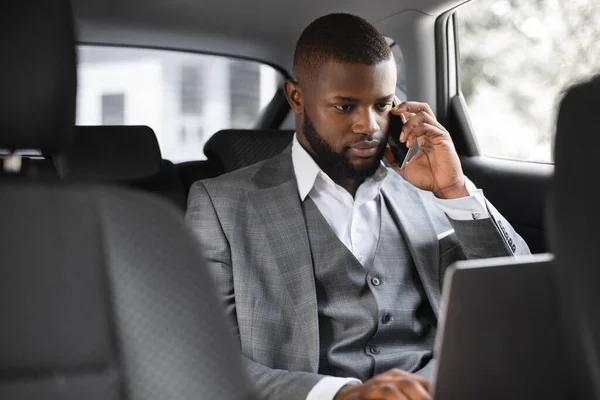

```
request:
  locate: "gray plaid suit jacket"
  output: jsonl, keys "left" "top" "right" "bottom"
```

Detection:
{"left": 185, "top": 146, "right": 530, "bottom": 400}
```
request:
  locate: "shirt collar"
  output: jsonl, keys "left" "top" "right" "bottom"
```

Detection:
{"left": 291, "top": 134, "right": 388, "bottom": 201}
{"left": 291, "top": 134, "right": 321, "bottom": 201}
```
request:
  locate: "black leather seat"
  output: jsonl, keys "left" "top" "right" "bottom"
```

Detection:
{"left": 65, "top": 125, "right": 187, "bottom": 210}
{"left": 178, "top": 129, "right": 294, "bottom": 196}
{"left": 204, "top": 128, "right": 294, "bottom": 173}
{"left": 0, "top": 1, "right": 253, "bottom": 399}
{"left": 178, "top": 158, "right": 222, "bottom": 195}
{"left": 548, "top": 74, "right": 600, "bottom": 398}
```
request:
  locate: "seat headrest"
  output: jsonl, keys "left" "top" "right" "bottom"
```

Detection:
{"left": 0, "top": 0, "right": 77, "bottom": 153}
{"left": 65, "top": 126, "right": 162, "bottom": 182}
{"left": 204, "top": 129, "right": 294, "bottom": 172}
{"left": 549, "top": 74, "right": 600, "bottom": 393}
{"left": 551, "top": 74, "right": 600, "bottom": 267}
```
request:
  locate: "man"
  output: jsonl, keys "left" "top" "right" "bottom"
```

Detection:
{"left": 186, "top": 13, "right": 530, "bottom": 400}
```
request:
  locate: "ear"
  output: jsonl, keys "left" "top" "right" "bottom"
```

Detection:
{"left": 284, "top": 79, "right": 304, "bottom": 114}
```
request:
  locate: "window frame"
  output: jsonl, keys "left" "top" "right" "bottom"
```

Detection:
{"left": 435, "top": 9, "right": 482, "bottom": 158}
{"left": 76, "top": 43, "right": 291, "bottom": 162}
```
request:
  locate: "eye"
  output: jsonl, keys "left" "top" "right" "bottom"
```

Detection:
{"left": 334, "top": 104, "right": 354, "bottom": 113}
{"left": 375, "top": 102, "right": 392, "bottom": 111}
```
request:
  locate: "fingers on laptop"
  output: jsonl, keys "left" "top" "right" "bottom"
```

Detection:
{"left": 338, "top": 369, "right": 431, "bottom": 400}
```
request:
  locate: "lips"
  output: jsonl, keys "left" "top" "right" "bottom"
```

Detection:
{"left": 349, "top": 141, "right": 380, "bottom": 157}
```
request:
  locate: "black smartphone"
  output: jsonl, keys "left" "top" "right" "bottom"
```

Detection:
{"left": 387, "top": 111, "right": 407, "bottom": 164}
{"left": 387, "top": 96, "right": 419, "bottom": 169}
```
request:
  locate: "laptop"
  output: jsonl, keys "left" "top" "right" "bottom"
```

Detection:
{"left": 432, "top": 253, "right": 574, "bottom": 399}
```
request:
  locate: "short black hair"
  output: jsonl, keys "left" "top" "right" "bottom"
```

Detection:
{"left": 293, "top": 13, "right": 392, "bottom": 82}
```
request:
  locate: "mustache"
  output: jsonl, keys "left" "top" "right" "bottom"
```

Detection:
{"left": 348, "top": 135, "right": 386, "bottom": 147}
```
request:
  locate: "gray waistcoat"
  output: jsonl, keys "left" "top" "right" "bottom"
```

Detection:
{"left": 302, "top": 195, "right": 436, "bottom": 381}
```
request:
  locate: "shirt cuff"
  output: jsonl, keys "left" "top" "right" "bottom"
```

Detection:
{"left": 306, "top": 377, "right": 362, "bottom": 400}
{"left": 434, "top": 177, "right": 490, "bottom": 221}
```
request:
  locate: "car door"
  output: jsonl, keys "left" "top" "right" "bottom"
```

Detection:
{"left": 433, "top": 1, "right": 599, "bottom": 254}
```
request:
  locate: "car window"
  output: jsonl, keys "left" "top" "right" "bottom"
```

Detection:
{"left": 76, "top": 46, "right": 285, "bottom": 162}
{"left": 458, "top": 0, "right": 600, "bottom": 163}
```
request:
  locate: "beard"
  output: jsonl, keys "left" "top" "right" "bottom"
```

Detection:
{"left": 302, "top": 111, "right": 384, "bottom": 181}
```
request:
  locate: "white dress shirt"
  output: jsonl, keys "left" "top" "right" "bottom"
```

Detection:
{"left": 290, "top": 135, "right": 488, "bottom": 400}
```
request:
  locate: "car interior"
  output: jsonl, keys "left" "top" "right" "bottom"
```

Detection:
{"left": 9, "top": 0, "right": 552, "bottom": 254}
{"left": 12, "top": 0, "right": 556, "bottom": 252}
{"left": 1, "top": 0, "right": 599, "bottom": 397}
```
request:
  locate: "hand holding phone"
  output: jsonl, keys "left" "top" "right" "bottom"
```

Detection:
{"left": 386, "top": 99, "right": 468, "bottom": 199}
{"left": 387, "top": 96, "right": 419, "bottom": 169}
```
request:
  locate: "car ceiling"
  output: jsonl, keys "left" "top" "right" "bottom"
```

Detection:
{"left": 73, "top": 0, "right": 472, "bottom": 73}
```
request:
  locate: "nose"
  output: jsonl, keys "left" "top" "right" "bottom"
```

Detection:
{"left": 352, "top": 107, "right": 380, "bottom": 136}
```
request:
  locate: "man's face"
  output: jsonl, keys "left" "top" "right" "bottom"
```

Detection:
{"left": 294, "top": 58, "right": 397, "bottom": 180}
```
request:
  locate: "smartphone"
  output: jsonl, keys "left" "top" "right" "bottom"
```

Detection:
{"left": 387, "top": 97, "right": 419, "bottom": 169}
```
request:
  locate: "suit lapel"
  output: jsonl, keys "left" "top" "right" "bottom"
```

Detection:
{"left": 381, "top": 176, "right": 442, "bottom": 317}
{"left": 248, "top": 149, "right": 319, "bottom": 370}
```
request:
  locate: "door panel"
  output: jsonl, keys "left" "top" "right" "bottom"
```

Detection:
{"left": 447, "top": 92, "right": 553, "bottom": 255}
{"left": 460, "top": 156, "right": 552, "bottom": 254}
